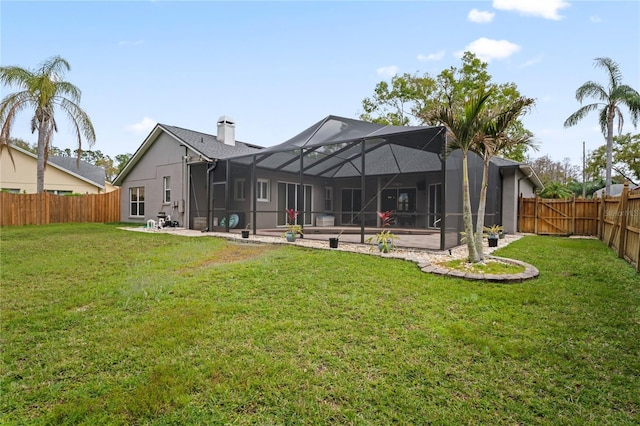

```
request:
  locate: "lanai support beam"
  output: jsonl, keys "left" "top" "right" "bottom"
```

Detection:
{"left": 360, "top": 138, "right": 366, "bottom": 244}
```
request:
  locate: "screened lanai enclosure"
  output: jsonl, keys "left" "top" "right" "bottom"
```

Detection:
{"left": 203, "top": 116, "right": 503, "bottom": 251}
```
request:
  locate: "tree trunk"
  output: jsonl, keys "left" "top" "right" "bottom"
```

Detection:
{"left": 474, "top": 158, "right": 490, "bottom": 260}
{"left": 462, "top": 152, "right": 480, "bottom": 263}
{"left": 36, "top": 125, "right": 48, "bottom": 193}
{"left": 605, "top": 111, "right": 615, "bottom": 196}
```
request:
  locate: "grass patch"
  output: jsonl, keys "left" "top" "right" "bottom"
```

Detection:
{"left": 438, "top": 258, "right": 525, "bottom": 274}
{"left": 1, "top": 224, "right": 639, "bottom": 424}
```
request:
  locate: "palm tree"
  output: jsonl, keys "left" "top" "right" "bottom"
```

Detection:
{"left": 564, "top": 57, "right": 640, "bottom": 195}
{"left": 473, "top": 96, "right": 536, "bottom": 259}
{"left": 427, "top": 89, "right": 493, "bottom": 263}
{"left": 0, "top": 56, "right": 95, "bottom": 193}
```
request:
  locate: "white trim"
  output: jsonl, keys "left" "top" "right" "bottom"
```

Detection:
{"left": 163, "top": 176, "right": 171, "bottom": 204}
{"left": 256, "top": 178, "right": 270, "bottom": 202}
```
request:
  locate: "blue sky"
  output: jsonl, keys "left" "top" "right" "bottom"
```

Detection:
{"left": 1, "top": 0, "right": 639, "bottom": 167}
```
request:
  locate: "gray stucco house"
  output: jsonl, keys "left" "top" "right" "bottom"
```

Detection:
{"left": 113, "top": 116, "right": 262, "bottom": 229}
{"left": 114, "top": 115, "right": 542, "bottom": 250}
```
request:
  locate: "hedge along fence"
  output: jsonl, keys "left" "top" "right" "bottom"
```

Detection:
{"left": 519, "top": 182, "right": 640, "bottom": 272}
{"left": 0, "top": 189, "right": 121, "bottom": 226}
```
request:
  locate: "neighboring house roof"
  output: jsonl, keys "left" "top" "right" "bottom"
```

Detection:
{"left": 113, "top": 123, "right": 263, "bottom": 186}
{"left": 48, "top": 155, "right": 107, "bottom": 188}
{"left": 4, "top": 144, "right": 106, "bottom": 190}
{"left": 593, "top": 183, "right": 640, "bottom": 197}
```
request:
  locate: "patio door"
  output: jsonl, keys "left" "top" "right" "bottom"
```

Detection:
{"left": 277, "top": 182, "right": 312, "bottom": 226}
{"left": 428, "top": 183, "right": 442, "bottom": 229}
{"left": 341, "top": 188, "right": 361, "bottom": 225}
{"left": 381, "top": 188, "right": 417, "bottom": 227}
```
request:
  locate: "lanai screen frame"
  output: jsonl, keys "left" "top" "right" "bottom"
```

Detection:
{"left": 214, "top": 120, "right": 466, "bottom": 250}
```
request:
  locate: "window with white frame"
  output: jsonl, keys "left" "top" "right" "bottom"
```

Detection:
{"left": 257, "top": 179, "right": 270, "bottom": 202}
{"left": 234, "top": 179, "right": 246, "bottom": 201}
{"left": 130, "top": 187, "right": 145, "bottom": 217}
{"left": 163, "top": 176, "right": 171, "bottom": 204}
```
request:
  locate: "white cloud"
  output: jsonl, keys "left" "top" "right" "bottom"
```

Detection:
{"left": 118, "top": 39, "right": 145, "bottom": 46}
{"left": 126, "top": 117, "right": 156, "bottom": 134}
{"left": 417, "top": 51, "right": 445, "bottom": 62}
{"left": 590, "top": 15, "right": 602, "bottom": 23}
{"left": 376, "top": 65, "right": 399, "bottom": 78}
{"left": 493, "top": 0, "right": 570, "bottom": 20}
{"left": 468, "top": 8, "right": 495, "bottom": 23}
{"left": 456, "top": 37, "right": 521, "bottom": 62}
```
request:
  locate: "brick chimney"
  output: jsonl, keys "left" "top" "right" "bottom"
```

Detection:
{"left": 217, "top": 116, "right": 235, "bottom": 146}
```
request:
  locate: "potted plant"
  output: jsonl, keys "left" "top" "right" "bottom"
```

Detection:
{"left": 329, "top": 229, "right": 343, "bottom": 249}
{"left": 366, "top": 210, "right": 397, "bottom": 253}
{"left": 483, "top": 224, "right": 503, "bottom": 248}
{"left": 241, "top": 223, "right": 251, "bottom": 239}
{"left": 283, "top": 208, "right": 303, "bottom": 242}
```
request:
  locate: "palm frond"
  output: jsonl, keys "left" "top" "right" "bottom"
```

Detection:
{"left": 564, "top": 103, "right": 601, "bottom": 128}
{"left": 594, "top": 57, "right": 622, "bottom": 90}
{"left": 575, "top": 81, "right": 608, "bottom": 103}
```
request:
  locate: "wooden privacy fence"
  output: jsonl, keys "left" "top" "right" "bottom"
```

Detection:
{"left": 519, "top": 183, "right": 640, "bottom": 272}
{"left": 0, "top": 189, "right": 121, "bottom": 226}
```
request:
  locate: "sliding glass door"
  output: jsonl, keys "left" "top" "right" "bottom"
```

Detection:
{"left": 277, "top": 182, "right": 312, "bottom": 226}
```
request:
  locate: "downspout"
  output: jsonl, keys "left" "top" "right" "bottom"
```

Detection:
{"left": 180, "top": 144, "right": 188, "bottom": 228}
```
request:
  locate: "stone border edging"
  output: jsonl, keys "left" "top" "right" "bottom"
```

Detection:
{"left": 121, "top": 227, "right": 539, "bottom": 282}
{"left": 418, "top": 255, "right": 539, "bottom": 282}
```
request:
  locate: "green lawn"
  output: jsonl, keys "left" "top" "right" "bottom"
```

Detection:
{"left": 1, "top": 224, "right": 638, "bottom": 425}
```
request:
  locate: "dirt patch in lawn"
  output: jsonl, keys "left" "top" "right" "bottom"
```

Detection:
{"left": 184, "top": 242, "right": 278, "bottom": 269}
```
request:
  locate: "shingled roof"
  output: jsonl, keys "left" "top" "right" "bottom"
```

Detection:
{"left": 160, "top": 124, "right": 262, "bottom": 160}
{"left": 48, "top": 156, "right": 106, "bottom": 188}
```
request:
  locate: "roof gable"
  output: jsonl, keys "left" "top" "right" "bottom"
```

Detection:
{"left": 113, "top": 123, "right": 263, "bottom": 185}
{"left": 5, "top": 145, "right": 105, "bottom": 189}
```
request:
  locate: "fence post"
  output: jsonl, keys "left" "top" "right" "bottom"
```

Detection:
{"left": 617, "top": 182, "right": 629, "bottom": 259}
{"left": 571, "top": 195, "right": 576, "bottom": 235}
{"left": 534, "top": 193, "right": 539, "bottom": 235}
{"left": 608, "top": 192, "right": 623, "bottom": 248}
{"left": 598, "top": 193, "right": 605, "bottom": 240}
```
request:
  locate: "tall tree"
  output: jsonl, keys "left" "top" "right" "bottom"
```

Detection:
{"left": 473, "top": 96, "right": 536, "bottom": 259}
{"left": 0, "top": 56, "right": 95, "bottom": 193}
{"left": 527, "top": 154, "right": 580, "bottom": 185}
{"left": 359, "top": 52, "right": 535, "bottom": 162}
{"left": 427, "top": 89, "right": 493, "bottom": 263}
{"left": 586, "top": 133, "right": 640, "bottom": 184}
{"left": 564, "top": 57, "right": 640, "bottom": 195}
